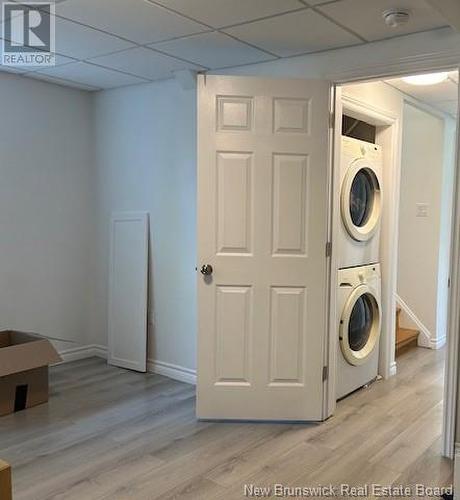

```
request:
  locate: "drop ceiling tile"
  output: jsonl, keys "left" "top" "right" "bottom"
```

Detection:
{"left": 11, "top": 0, "right": 67, "bottom": 3}
{"left": 151, "top": 32, "right": 276, "bottom": 68}
{"left": 36, "top": 62, "right": 149, "bottom": 89}
{"left": 56, "top": 0, "right": 208, "bottom": 45}
{"left": 224, "top": 9, "right": 361, "bottom": 57}
{"left": 12, "top": 53, "right": 76, "bottom": 72}
{"left": 53, "top": 53, "right": 78, "bottom": 66}
{"left": 305, "top": 0, "right": 339, "bottom": 4}
{"left": 0, "top": 64, "right": 27, "bottom": 74}
{"left": 49, "top": 53, "right": 75, "bottom": 66}
{"left": 50, "top": 14, "right": 135, "bottom": 59}
{"left": 387, "top": 78, "right": 458, "bottom": 103}
{"left": 90, "top": 46, "right": 204, "bottom": 80}
{"left": 317, "top": 0, "right": 447, "bottom": 42}
{"left": 151, "top": 0, "right": 305, "bottom": 28}
{"left": 25, "top": 72, "right": 100, "bottom": 91}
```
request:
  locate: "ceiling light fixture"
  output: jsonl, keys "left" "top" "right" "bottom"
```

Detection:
{"left": 402, "top": 72, "right": 449, "bottom": 86}
{"left": 383, "top": 9, "right": 410, "bottom": 28}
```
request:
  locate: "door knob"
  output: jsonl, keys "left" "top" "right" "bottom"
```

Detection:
{"left": 200, "top": 264, "right": 213, "bottom": 276}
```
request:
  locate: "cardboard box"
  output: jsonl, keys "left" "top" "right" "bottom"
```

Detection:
{"left": 0, "top": 460, "right": 12, "bottom": 500}
{"left": 0, "top": 331, "right": 62, "bottom": 416}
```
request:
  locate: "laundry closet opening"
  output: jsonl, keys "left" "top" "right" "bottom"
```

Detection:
{"left": 332, "top": 69, "right": 458, "bottom": 457}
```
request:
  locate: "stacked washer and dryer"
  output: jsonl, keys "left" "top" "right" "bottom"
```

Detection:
{"left": 336, "top": 136, "right": 383, "bottom": 400}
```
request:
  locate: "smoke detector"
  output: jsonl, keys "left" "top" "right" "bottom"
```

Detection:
{"left": 383, "top": 9, "right": 411, "bottom": 28}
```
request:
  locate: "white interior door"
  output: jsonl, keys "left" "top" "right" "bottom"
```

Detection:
{"left": 197, "top": 75, "right": 332, "bottom": 421}
{"left": 108, "top": 212, "right": 148, "bottom": 372}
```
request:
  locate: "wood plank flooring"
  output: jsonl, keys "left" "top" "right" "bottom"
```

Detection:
{"left": 0, "top": 347, "right": 452, "bottom": 499}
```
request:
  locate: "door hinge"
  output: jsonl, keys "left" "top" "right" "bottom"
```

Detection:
{"left": 448, "top": 277, "right": 451, "bottom": 288}
{"left": 325, "top": 241, "right": 332, "bottom": 257}
{"left": 322, "top": 366, "right": 329, "bottom": 382}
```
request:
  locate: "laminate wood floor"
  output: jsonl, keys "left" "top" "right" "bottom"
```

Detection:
{"left": 0, "top": 347, "right": 452, "bottom": 499}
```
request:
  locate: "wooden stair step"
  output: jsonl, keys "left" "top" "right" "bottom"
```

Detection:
{"left": 397, "top": 327, "right": 419, "bottom": 346}
{"left": 396, "top": 327, "right": 419, "bottom": 356}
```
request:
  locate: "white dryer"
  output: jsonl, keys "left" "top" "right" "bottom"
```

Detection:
{"left": 336, "top": 264, "right": 381, "bottom": 400}
{"left": 338, "top": 136, "right": 383, "bottom": 269}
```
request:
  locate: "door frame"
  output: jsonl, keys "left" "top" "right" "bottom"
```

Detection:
{"left": 325, "top": 64, "right": 460, "bottom": 459}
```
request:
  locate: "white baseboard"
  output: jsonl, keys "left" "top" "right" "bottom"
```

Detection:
{"left": 431, "top": 335, "right": 447, "bottom": 350}
{"left": 147, "top": 359, "right": 197, "bottom": 385}
{"left": 417, "top": 332, "right": 434, "bottom": 349}
{"left": 57, "top": 344, "right": 107, "bottom": 364}
{"left": 93, "top": 345, "right": 108, "bottom": 359}
{"left": 419, "top": 333, "right": 446, "bottom": 350}
{"left": 395, "top": 294, "right": 443, "bottom": 350}
{"left": 57, "top": 344, "right": 196, "bottom": 385}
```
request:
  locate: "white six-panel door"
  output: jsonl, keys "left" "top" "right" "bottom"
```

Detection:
{"left": 197, "top": 76, "right": 331, "bottom": 420}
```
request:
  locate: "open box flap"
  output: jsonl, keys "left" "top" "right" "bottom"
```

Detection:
{"left": 0, "top": 331, "right": 62, "bottom": 377}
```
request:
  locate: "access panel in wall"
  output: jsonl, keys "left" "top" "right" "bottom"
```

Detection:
{"left": 108, "top": 212, "right": 148, "bottom": 372}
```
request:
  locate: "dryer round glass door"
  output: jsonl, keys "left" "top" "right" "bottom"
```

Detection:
{"left": 341, "top": 160, "right": 381, "bottom": 242}
{"left": 350, "top": 169, "right": 374, "bottom": 227}
{"left": 340, "top": 285, "right": 381, "bottom": 366}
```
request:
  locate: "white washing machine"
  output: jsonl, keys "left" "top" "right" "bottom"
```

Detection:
{"left": 336, "top": 264, "right": 381, "bottom": 400}
{"left": 338, "top": 136, "right": 383, "bottom": 269}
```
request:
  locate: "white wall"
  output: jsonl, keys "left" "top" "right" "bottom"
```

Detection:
{"left": 0, "top": 72, "right": 95, "bottom": 353}
{"left": 397, "top": 103, "right": 449, "bottom": 348}
{"left": 92, "top": 79, "right": 197, "bottom": 373}
{"left": 0, "top": 72, "right": 198, "bottom": 374}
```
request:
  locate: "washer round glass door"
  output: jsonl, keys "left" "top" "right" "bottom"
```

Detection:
{"left": 340, "top": 285, "right": 380, "bottom": 366}
{"left": 341, "top": 159, "right": 381, "bottom": 242}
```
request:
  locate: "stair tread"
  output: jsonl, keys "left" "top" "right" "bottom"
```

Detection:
{"left": 396, "top": 327, "right": 419, "bottom": 346}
